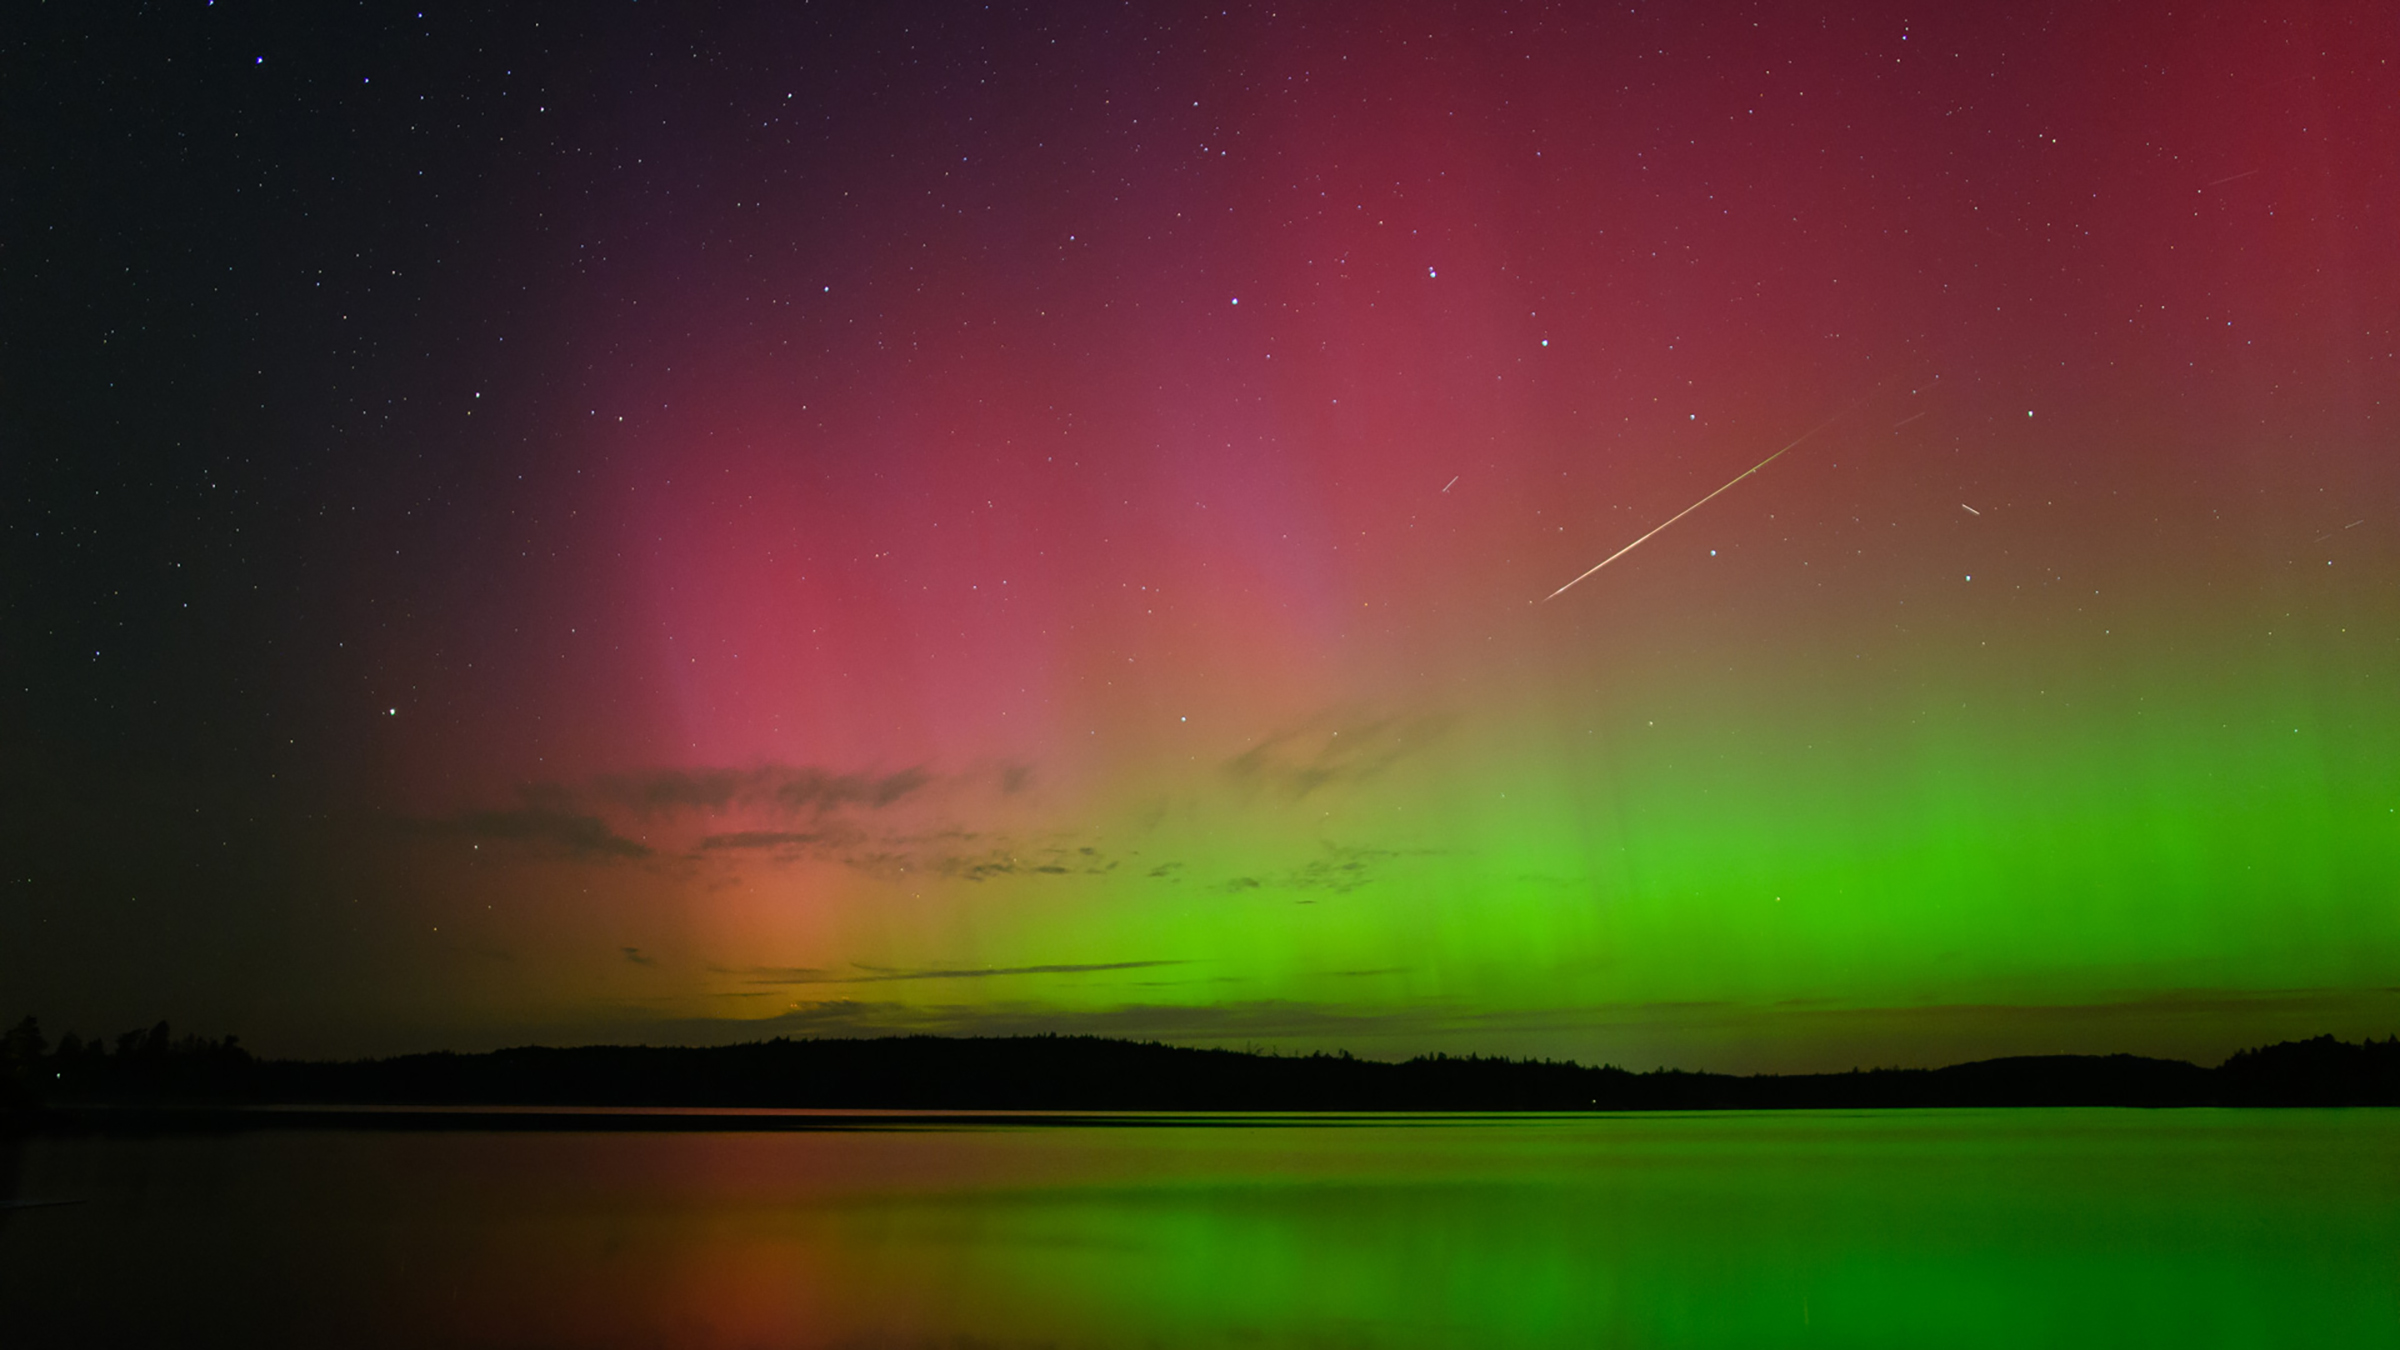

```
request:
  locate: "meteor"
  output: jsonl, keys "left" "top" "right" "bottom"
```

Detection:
{"left": 1542, "top": 414, "right": 1842, "bottom": 604}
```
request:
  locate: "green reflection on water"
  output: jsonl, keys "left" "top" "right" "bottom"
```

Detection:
{"left": 5, "top": 1110, "right": 2396, "bottom": 1347}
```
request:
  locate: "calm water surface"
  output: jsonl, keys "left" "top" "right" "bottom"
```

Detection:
{"left": 4, "top": 1109, "right": 2394, "bottom": 1347}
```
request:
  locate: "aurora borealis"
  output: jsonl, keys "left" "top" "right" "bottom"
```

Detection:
{"left": 8, "top": 1, "right": 2397, "bottom": 1068}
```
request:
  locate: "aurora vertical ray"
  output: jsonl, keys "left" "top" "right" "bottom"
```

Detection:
{"left": 7, "top": 0, "right": 2395, "bottom": 1067}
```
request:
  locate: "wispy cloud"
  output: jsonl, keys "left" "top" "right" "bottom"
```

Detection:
{"left": 593, "top": 768, "right": 753, "bottom": 814}
{"left": 692, "top": 826, "right": 1124, "bottom": 887}
{"left": 931, "top": 843, "right": 1117, "bottom": 882}
{"left": 718, "top": 964, "right": 832, "bottom": 981}
{"left": 416, "top": 806, "right": 651, "bottom": 859}
{"left": 777, "top": 766, "right": 929, "bottom": 813}
{"left": 663, "top": 996, "right": 1451, "bottom": 1045}
{"left": 1283, "top": 844, "right": 1416, "bottom": 893}
{"left": 591, "top": 765, "right": 931, "bottom": 817}
{"left": 739, "top": 960, "right": 1190, "bottom": 986}
{"left": 1225, "top": 709, "right": 1452, "bottom": 800}
{"left": 1204, "top": 844, "right": 1427, "bottom": 896}
{"left": 696, "top": 829, "right": 844, "bottom": 851}
{"left": 418, "top": 762, "right": 936, "bottom": 865}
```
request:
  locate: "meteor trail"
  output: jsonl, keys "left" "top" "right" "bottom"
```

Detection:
{"left": 1442, "top": 476, "right": 1459, "bottom": 493}
{"left": 1542, "top": 414, "right": 1841, "bottom": 603}
{"left": 1962, "top": 504, "right": 1980, "bottom": 515}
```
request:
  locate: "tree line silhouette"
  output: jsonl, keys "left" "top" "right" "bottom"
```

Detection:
{"left": 2, "top": 1018, "right": 253, "bottom": 1110}
{"left": 6, "top": 1015, "right": 2398, "bottom": 1118}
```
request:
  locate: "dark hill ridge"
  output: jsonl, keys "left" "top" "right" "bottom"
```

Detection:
{"left": 260, "top": 1042, "right": 2230, "bottom": 1110}
{"left": 10, "top": 1021, "right": 2399, "bottom": 1114}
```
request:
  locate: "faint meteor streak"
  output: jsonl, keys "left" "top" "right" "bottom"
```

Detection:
{"left": 2206, "top": 168, "right": 2260, "bottom": 187}
{"left": 1962, "top": 504, "right": 1980, "bottom": 515}
{"left": 1893, "top": 409, "right": 1928, "bottom": 429}
{"left": 1542, "top": 414, "right": 1841, "bottom": 603}
{"left": 1442, "top": 475, "right": 1459, "bottom": 493}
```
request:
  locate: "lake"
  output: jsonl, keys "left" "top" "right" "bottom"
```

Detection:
{"left": 4, "top": 1109, "right": 2395, "bottom": 1347}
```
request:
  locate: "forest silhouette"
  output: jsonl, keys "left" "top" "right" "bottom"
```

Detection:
{"left": 8, "top": 1017, "right": 2399, "bottom": 1120}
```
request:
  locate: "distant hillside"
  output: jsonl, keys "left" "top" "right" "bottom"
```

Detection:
{"left": 9, "top": 1019, "right": 2398, "bottom": 1115}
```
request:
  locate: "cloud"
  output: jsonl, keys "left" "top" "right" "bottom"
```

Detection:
{"left": 1283, "top": 844, "right": 1413, "bottom": 893}
{"left": 727, "top": 965, "right": 833, "bottom": 981}
{"left": 697, "top": 828, "right": 1120, "bottom": 884}
{"left": 422, "top": 762, "right": 939, "bottom": 868}
{"left": 591, "top": 765, "right": 931, "bottom": 817}
{"left": 940, "top": 854, "right": 1066, "bottom": 882}
{"left": 739, "top": 959, "right": 1190, "bottom": 986}
{"left": 773, "top": 766, "right": 929, "bottom": 813}
{"left": 926, "top": 841, "right": 1116, "bottom": 882}
{"left": 1207, "top": 845, "right": 1427, "bottom": 896}
{"left": 658, "top": 996, "right": 1451, "bottom": 1046}
{"left": 1225, "top": 709, "right": 1452, "bottom": 800}
{"left": 593, "top": 768, "right": 753, "bottom": 814}
{"left": 418, "top": 806, "right": 651, "bottom": 859}
{"left": 697, "top": 829, "right": 842, "bottom": 852}
{"left": 621, "top": 947, "right": 655, "bottom": 966}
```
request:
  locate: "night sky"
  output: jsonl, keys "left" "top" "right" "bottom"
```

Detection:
{"left": 8, "top": 1, "right": 2396, "bottom": 1069}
